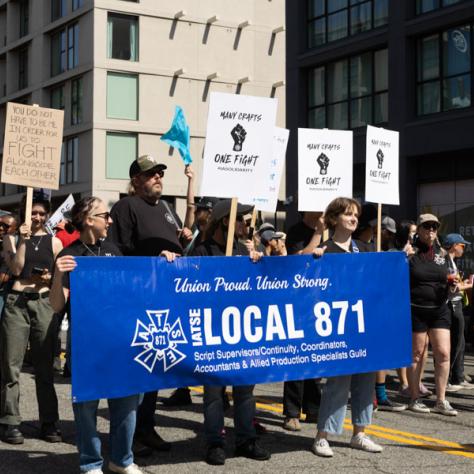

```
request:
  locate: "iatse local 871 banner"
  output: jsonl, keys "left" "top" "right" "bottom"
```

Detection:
{"left": 70, "top": 253, "right": 412, "bottom": 402}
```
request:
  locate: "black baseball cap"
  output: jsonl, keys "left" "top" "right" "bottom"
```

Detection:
{"left": 211, "top": 199, "right": 254, "bottom": 222}
{"left": 129, "top": 154, "right": 167, "bottom": 178}
{"left": 196, "top": 197, "right": 220, "bottom": 211}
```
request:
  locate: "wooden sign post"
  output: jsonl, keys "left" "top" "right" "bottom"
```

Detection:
{"left": 376, "top": 203, "right": 382, "bottom": 253}
{"left": 225, "top": 198, "right": 238, "bottom": 256}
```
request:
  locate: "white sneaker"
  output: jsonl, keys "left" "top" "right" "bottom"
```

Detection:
{"left": 311, "top": 437, "right": 334, "bottom": 457}
{"left": 108, "top": 462, "right": 143, "bottom": 474}
{"left": 408, "top": 399, "right": 430, "bottom": 413}
{"left": 86, "top": 470, "right": 103, "bottom": 474}
{"left": 460, "top": 381, "right": 474, "bottom": 390}
{"left": 350, "top": 433, "right": 383, "bottom": 453}
{"left": 432, "top": 400, "right": 458, "bottom": 416}
{"left": 446, "top": 383, "right": 463, "bottom": 392}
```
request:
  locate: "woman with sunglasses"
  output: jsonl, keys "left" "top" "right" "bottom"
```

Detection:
{"left": 407, "top": 214, "right": 457, "bottom": 416}
{"left": 50, "top": 197, "right": 143, "bottom": 474}
{"left": 0, "top": 196, "right": 63, "bottom": 444}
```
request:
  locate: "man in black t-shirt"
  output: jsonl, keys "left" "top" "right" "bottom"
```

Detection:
{"left": 283, "top": 212, "right": 325, "bottom": 431}
{"left": 109, "top": 154, "right": 187, "bottom": 455}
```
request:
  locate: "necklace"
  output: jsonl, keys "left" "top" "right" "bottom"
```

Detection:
{"left": 82, "top": 241, "right": 100, "bottom": 257}
{"left": 31, "top": 235, "right": 45, "bottom": 252}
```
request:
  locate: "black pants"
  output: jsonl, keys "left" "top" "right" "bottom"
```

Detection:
{"left": 135, "top": 391, "right": 158, "bottom": 435}
{"left": 449, "top": 300, "right": 465, "bottom": 385}
{"left": 283, "top": 379, "right": 321, "bottom": 418}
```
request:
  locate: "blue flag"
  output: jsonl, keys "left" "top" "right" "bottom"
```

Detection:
{"left": 160, "top": 106, "right": 192, "bottom": 165}
{"left": 70, "top": 253, "right": 412, "bottom": 402}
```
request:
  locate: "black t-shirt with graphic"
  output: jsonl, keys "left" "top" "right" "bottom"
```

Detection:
{"left": 109, "top": 196, "right": 183, "bottom": 256}
{"left": 410, "top": 242, "right": 449, "bottom": 307}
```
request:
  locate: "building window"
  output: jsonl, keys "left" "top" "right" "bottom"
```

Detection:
{"left": 106, "top": 132, "right": 137, "bottom": 179}
{"left": 51, "top": 84, "right": 65, "bottom": 110}
{"left": 51, "top": 23, "right": 79, "bottom": 76}
{"left": 416, "top": 0, "right": 464, "bottom": 15}
{"left": 51, "top": 30, "right": 66, "bottom": 75}
{"left": 18, "top": 48, "right": 28, "bottom": 90}
{"left": 68, "top": 23, "right": 79, "bottom": 69}
{"left": 71, "top": 77, "right": 83, "bottom": 124}
{"left": 60, "top": 136, "right": 79, "bottom": 185}
{"left": 417, "top": 25, "right": 471, "bottom": 115}
{"left": 72, "top": 0, "right": 84, "bottom": 11}
{"left": 308, "top": 0, "right": 388, "bottom": 48}
{"left": 52, "top": 0, "right": 66, "bottom": 22}
{"left": 308, "top": 48, "right": 388, "bottom": 129}
{"left": 107, "top": 13, "right": 138, "bottom": 61}
{"left": 107, "top": 72, "right": 138, "bottom": 120}
{"left": 19, "top": 0, "right": 29, "bottom": 38}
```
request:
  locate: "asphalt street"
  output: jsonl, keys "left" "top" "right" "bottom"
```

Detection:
{"left": 3, "top": 355, "right": 474, "bottom": 473}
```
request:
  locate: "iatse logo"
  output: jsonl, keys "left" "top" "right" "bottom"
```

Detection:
{"left": 131, "top": 310, "right": 187, "bottom": 373}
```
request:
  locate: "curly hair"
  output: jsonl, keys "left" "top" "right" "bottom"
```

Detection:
{"left": 70, "top": 197, "right": 101, "bottom": 231}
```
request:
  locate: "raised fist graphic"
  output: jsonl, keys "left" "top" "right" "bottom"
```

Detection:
{"left": 377, "top": 149, "right": 384, "bottom": 169}
{"left": 231, "top": 124, "right": 247, "bottom": 152}
{"left": 317, "top": 153, "right": 330, "bottom": 175}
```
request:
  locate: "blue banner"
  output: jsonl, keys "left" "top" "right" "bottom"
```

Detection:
{"left": 71, "top": 253, "right": 412, "bottom": 402}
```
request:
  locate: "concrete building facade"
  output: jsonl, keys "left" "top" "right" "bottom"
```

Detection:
{"left": 0, "top": 0, "right": 286, "bottom": 216}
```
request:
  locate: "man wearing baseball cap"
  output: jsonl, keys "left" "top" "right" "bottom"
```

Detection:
{"left": 109, "top": 154, "right": 188, "bottom": 455}
{"left": 444, "top": 233, "right": 473, "bottom": 392}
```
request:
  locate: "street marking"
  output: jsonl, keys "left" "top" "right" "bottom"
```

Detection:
{"left": 189, "top": 387, "right": 474, "bottom": 460}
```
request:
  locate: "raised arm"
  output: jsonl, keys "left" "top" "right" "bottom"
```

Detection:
{"left": 183, "top": 165, "right": 195, "bottom": 230}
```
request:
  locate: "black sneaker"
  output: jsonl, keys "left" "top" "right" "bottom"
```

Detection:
{"left": 132, "top": 439, "right": 153, "bottom": 458}
{"left": 40, "top": 422, "right": 62, "bottom": 443}
{"left": 1, "top": 425, "right": 24, "bottom": 444}
{"left": 206, "top": 444, "right": 226, "bottom": 465}
{"left": 162, "top": 388, "right": 192, "bottom": 407}
{"left": 135, "top": 429, "right": 172, "bottom": 452}
{"left": 235, "top": 439, "right": 271, "bottom": 461}
{"left": 377, "top": 398, "right": 407, "bottom": 412}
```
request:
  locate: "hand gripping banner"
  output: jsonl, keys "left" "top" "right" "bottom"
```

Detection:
{"left": 70, "top": 253, "right": 412, "bottom": 402}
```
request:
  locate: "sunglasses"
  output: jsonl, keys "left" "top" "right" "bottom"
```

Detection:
{"left": 421, "top": 222, "right": 439, "bottom": 231}
{"left": 142, "top": 169, "right": 165, "bottom": 179}
{"left": 93, "top": 212, "right": 111, "bottom": 221}
{"left": 31, "top": 211, "right": 47, "bottom": 217}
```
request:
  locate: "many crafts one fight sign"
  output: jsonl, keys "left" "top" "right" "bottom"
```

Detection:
{"left": 1, "top": 102, "right": 64, "bottom": 190}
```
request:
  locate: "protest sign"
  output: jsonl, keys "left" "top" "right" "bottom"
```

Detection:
{"left": 45, "top": 194, "right": 75, "bottom": 234}
{"left": 298, "top": 128, "right": 353, "bottom": 211}
{"left": 365, "top": 125, "right": 400, "bottom": 206}
{"left": 244, "top": 127, "right": 289, "bottom": 212}
{"left": 71, "top": 252, "right": 411, "bottom": 402}
{"left": 200, "top": 92, "right": 277, "bottom": 203}
{"left": 1, "top": 103, "right": 64, "bottom": 190}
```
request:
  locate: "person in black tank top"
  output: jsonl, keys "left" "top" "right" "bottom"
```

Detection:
{"left": 0, "top": 196, "right": 63, "bottom": 445}
{"left": 50, "top": 197, "right": 144, "bottom": 474}
{"left": 312, "top": 197, "right": 383, "bottom": 458}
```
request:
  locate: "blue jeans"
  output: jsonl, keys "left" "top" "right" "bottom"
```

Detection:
{"left": 317, "top": 372, "right": 375, "bottom": 435}
{"left": 73, "top": 394, "right": 140, "bottom": 472}
{"left": 203, "top": 385, "right": 256, "bottom": 446}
